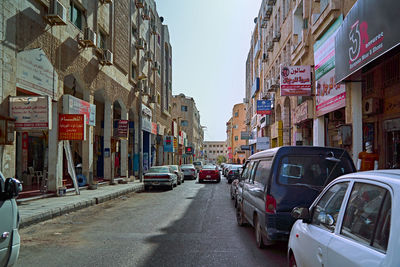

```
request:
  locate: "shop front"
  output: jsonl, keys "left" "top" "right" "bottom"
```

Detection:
{"left": 271, "top": 121, "right": 283, "bottom": 148}
{"left": 142, "top": 104, "right": 152, "bottom": 172}
{"left": 294, "top": 100, "right": 313, "bottom": 146}
{"left": 335, "top": 0, "right": 400, "bottom": 168}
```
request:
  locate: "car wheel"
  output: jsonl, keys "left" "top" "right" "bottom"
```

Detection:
{"left": 236, "top": 203, "right": 247, "bottom": 226}
{"left": 230, "top": 188, "right": 235, "bottom": 200}
{"left": 169, "top": 183, "right": 174, "bottom": 190}
{"left": 174, "top": 182, "right": 177, "bottom": 187}
{"left": 255, "top": 216, "right": 265, "bottom": 249}
{"left": 178, "top": 180, "right": 181, "bottom": 185}
{"left": 144, "top": 185, "right": 149, "bottom": 191}
{"left": 289, "top": 252, "right": 297, "bottom": 267}
{"left": 234, "top": 199, "right": 238, "bottom": 208}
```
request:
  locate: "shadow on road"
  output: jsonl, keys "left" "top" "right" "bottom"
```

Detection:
{"left": 139, "top": 182, "right": 288, "bottom": 267}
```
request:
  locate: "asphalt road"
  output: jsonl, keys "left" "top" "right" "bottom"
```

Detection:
{"left": 16, "top": 175, "right": 287, "bottom": 267}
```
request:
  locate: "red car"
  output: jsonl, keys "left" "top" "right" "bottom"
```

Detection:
{"left": 198, "top": 165, "right": 221, "bottom": 183}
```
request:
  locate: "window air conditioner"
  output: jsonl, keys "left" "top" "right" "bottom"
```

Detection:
{"left": 267, "top": 41, "right": 274, "bottom": 51}
{"left": 82, "top": 27, "right": 96, "bottom": 47}
{"left": 262, "top": 53, "right": 268, "bottom": 62}
{"left": 363, "top": 98, "right": 381, "bottom": 115}
{"left": 135, "top": 0, "right": 144, "bottom": 8}
{"left": 145, "top": 51, "right": 153, "bottom": 61}
{"left": 152, "top": 61, "right": 160, "bottom": 71}
{"left": 46, "top": 0, "right": 67, "bottom": 25}
{"left": 102, "top": 49, "right": 113, "bottom": 65}
{"left": 273, "top": 31, "right": 281, "bottom": 42}
{"left": 136, "top": 38, "right": 146, "bottom": 50}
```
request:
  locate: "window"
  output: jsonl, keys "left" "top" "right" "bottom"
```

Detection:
{"left": 253, "top": 160, "right": 272, "bottom": 185}
{"left": 70, "top": 1, "right": 84, "bottom": 30}
{"left": 235, "top": 112, "right": 239, "bottom": 117}
{"left": 181, "top": 120, "right": 188, "bottom": 126}
{"left": 312, "top": 182, "right": 349, "bottom": 232}
{"left": 181, "top": 105, "right": 188, "bottom": 112}
{"left": 341, "top": 183, "right": 390, "bottom": 251}
{"left": 98, "top": 30, "right": 107, "bottom": 49}
{"left": 242, "top": 161, "right": 255, "bottom": 182}
{"left": 235, "top": 136, "right": 238, "bottom": 141}
{"left": 278, "top": 155, "right": 354, "bottom": 186}
{"left": 131, "top": 64, "right": 136, "bottom": 80}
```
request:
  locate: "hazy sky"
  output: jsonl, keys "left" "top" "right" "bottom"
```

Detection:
{"left": 156, "top": 0, "right": 262, "bottom": 141}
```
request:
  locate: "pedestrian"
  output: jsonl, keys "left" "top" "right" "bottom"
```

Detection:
{"left": 115, "top": 152, "right": 120, "bottom": 177}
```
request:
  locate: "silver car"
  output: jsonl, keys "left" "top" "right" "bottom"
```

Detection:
{"left": 143, "top": 166, "right": 178, "bottom": 190}
{"left": 168, "top": 165, "right": 184, "bottom": 185}
{"left": 180, "top": 164, "right": 197, "bottom": 180}
{"left": 0, "top": 172, "right": 22, "bottom": 267}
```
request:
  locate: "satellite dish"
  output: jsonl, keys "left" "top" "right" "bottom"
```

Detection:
{"left": 160, "top": 16, "right": 164, "bottom": 23}
{"left": 254, "top": 17, "right": 257, "bottom": 24}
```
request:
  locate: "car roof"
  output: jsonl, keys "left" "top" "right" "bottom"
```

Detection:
{"left": 337, "top": 170, "right": 400, "bottom": 185}
{"left": 248, "top": 146, "right": 350, "bottom": 160}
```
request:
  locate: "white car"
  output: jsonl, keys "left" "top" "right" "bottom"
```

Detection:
{"left": 288, "top": 170, "right": 398, "bottom": 267}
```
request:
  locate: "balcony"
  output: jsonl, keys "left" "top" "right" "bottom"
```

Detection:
{"left": 291, "top": 29, "right": 309, "bottom": 64}
{"left": 311, "top": 0, "right": 341, "bottom": 39}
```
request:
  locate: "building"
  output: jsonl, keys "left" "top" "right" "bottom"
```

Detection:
{"left": 203, "top": 141, "right": 228, "bottom": 164}
{"left": 0, "top": 0, "right": 173, "bottom": 197}
{"left": 231, "top": 103, "right": 247, "bottom": 164}
{"left": 171, "top": 93, "right": 204, "bottom": 163}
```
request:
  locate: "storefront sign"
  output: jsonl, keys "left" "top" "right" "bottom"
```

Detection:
{"left": 271, "top": 121, "right": 283, "bottom": 139}
{"left": 173, "top": 137, "right": 178, "bottom": 150}
{"left": 315, "top": 68, "right": 346, "bottom": 117}
{"left": 280, "top": 66, "right": 312, "bottom": 96}
{"left": 240, "top": 145, "right": 250, "bottom": 150}
{"left": 164, "top": 136, "right": 174, "bottom": 152}
{"left": 335, "top": 0, "right": 400, "bottom": 83}
{"left": 16, "top": 48, "right": 59, "bottom": 99}
{"left": 256, "top": 137, "right": 270, "bottom": 150}
{"left": 63, "top": 95, "right": 96, "bottom": 126}
{"left": 294, "top": 100, "right": 314, "bottom": 124}
{"left": 58, "top": 114, "right": 85, "bottom": 140}
{"left": 10, "top": 96, "right": 51, "bottom": 131}
{"left": 142, "top": 104, "right": 152, "bottom": 133}
{"left": 257, "top": 100, "right": 272, "bottom": 115}
{"left": 0, "top": 116, "right": 15, "bottom": 145}
{"left": 151, "top": 122, "right": 158, "bottom": 135}
{"left": 260, "top": 115, "right": 270, "bottom": 128}
{"left": 114, "top": 120, "right": 128, "bottom": 138}
{"left": 240, "top": 131, "right": 252, "bottom": 140}
{"left": 185, "top": 146, "right": 193, "bottom": 155}
{"left": 314, "top": 16, "right": 343, "bottom": 80}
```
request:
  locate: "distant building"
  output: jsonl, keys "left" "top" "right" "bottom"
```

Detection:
{"left": 203, "top": 141, "right": 228, "bottom": 164}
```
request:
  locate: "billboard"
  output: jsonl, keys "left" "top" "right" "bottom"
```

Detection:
{"left": 257, "top": 100, "right": 272, "bottom": 115}
{"left": 280, "top": 65, "right": 312, "bottom": 96}
{"left": 58, "top": 114, "right": 85, "bottom": 140}
{"left": 10, "top": 96, "right": 51, "bottom": 131}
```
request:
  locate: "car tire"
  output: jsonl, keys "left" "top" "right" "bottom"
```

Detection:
{"left": 255, "top": 216, "right": 265, "bottom": 249}
{"left": 169, "top": 183, "right": 173, "bottom": 190}
{"left": 230, "top": 188, "right": 235, "bottom": 200}
{"left": 236, "top": 203, "right": 247, "bottom": 227}
{"left": 289, "top": 252, "right": 297, "bottom": 267}
{"left": 178, "top": 180, "right": 181, "bottom": 185}
{"left": 144, "top": 185, "right": 149, "bottom": 191}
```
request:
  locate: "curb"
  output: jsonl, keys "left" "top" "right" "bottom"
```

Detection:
{"left": 19, "top": 183, "right": 144, "bottom": 229}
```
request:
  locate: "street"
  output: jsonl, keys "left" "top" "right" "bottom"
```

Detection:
{"left": 16, "top": 177, "right": 287, "bottom": 267}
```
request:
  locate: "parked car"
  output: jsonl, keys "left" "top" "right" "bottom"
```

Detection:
{"left": 236, "top": 146, "right": 356, "bottom": 249}
{"left": 230, "top": 175, "right": 245, "bottom": 208}
{"left": 226, "top": 165, "right": 243, "bottom": 183}
{"left": 168, "top": 165, "right": 184, "bottom": 185}
{"left": 198, "top": 165, "right": 221, "bottom": 183}
{"left": 143, "top": 166, "right": 178, "bottom": 190}
{"left": 223, "top": 164, "right": 232, "bottom": 176}
{"left": 288, "top": 170, "right": 399, "bottom": 267}
{"left": 180, "top": 164, "right": 197, "bottom": 180}
{"left": 0, "top": 172, "right": 22, "bottom": 267}
{"left": 193, "top": 161, "right": 203, "bottom": 173}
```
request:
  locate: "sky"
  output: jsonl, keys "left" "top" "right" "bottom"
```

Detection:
{"left": 156, "top": 0, "right": 262, "bottom": 141}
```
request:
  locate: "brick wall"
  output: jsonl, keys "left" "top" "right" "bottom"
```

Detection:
{"left": 113, "top": 0, "right": 130, "bottom": 74}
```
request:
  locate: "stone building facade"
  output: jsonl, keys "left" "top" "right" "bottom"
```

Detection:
{"left": 0, "top": 0, "right": 173, "bottom": 197}
{"left": 203, "top": 141, "right": 227, "bottom": 164}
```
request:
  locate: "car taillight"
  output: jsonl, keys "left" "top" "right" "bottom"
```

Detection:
{"left": 265, "top": 195, "right": 276, "bottom": 214}
{"left": 215, "top": 170, "right": 219, "bottom": 174}
{"left": 191, "top": 169, "right": 195, "bottom": 172}
{"left": 229, "top": 170, "right": 233, "bottom": 175}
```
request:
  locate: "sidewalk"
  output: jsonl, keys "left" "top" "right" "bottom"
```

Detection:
{"left": 17, "top": 181, "right": 144, "bottom": 228}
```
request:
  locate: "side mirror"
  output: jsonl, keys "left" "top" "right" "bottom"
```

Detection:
{"left": 4, "top": 178, "right": 22, "bottom": 199}
{"left": 291, "top": 207, "right": 311, "bottom": 223}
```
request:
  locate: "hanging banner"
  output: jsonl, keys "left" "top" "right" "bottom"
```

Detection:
{"left": 335, "top": 0, "right": 400, "bottom": 83}
{"left": 16, "top": 48, "right": 59, "bottom": 99}
{"left": 164, "top": 135, "right": 174, "bottom": 152}
{"left": 63, "top": 95, "right": 96, "bottom": 126}
{"left": 280, "top": 66, "right": 312, "bottom": 96}
{"left": 257, "top": 100, "right": 272, "bottom": 115}
{"left": 58, "top": 114, "right": 85, "bottom": 140}
{"left": 142, "top": 104, "right": 152, "bottom": 132}
{"left": 151, "top": 122, "right": 158, "bottom": 135}
{"left": 10, "top": 96, "right": 51, "bottom": 131}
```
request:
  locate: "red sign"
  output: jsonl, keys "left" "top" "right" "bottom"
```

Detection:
{"left": 280, "top": 66, "right": 312, "bottom": 96}
{"left": 115, "top": 120, "right": 129, "bottom": 138}
{"left": 152, "top": 122, "right": 158, "bottom": 135}
{"left": 58, "top": 114, "right": 85, "bottom": 140}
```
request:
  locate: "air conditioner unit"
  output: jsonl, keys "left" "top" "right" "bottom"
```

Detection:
{"left": 261, "top": 21, "right": 267, "bottom": 28}
{"left": 46, "top": 0, "right": 67, "bottom": 25}
{"left": 135, "top": 38, "right": 146, "bottom": 50}
{"left": 150, "top": 22, "right": 157, "bottom": 34}
{"left": 262, "top": 53, "right": 268, "bottom": 62}
{"left": 272, "top": 77, "right": 279, "bottom": 87}
{"left": 102, "top": 49, "right": 113, "bottom": 65}
{"left": 142, "top": 7, "right": 150, "bottom": 20}
{"left": 267, "top": 41, "right": 273, "bottom": 51}
{"left": 135, "top": 0, "right": 144, "bottom": 8}
{"left": 100, "top": 0, "right": 112, "bottom": 4}
{"left": 144, "top": 51, "right": 153, "bottom": 61}
{"left": 329, "top": 109, "right": 345, "bottom": 121}
{"left": 243, "top": 98, "right": 249, "bottom": 103}
{"left": 80, "top": 27, "right": 96, "bottom": 47}
{"left": 265, "top": 5, "right": 273, "bottom": 16}
{"left": 363, "top": 98, "right": 381, "bottom": 115}
{"left": 273, "top": 31, "right": 281, "bottom": 42}
{"left": 268, "top": 0, "right": 276, "bottom": 5}
{"left": 149, "top": 95, "right": 157, "bottom": 103}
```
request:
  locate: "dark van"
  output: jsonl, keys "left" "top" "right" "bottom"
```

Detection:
{"left": 236, "top": 146, "right": 356, "bottom": 248}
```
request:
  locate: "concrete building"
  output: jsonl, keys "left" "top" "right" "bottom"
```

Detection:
{"left": 231, "top": 103, "right": 247, "bottom": 164}
{"left": 203, "top": 141, "right": 228, "bottom": 164}
{"left": 0, "top": 0, "right": 173, "bottom": 198}
{"left": 171, "top": 93, "right": 204, "bottom": 163}
{"left": 226, "top": 117, "right": 233, "bottom": 162}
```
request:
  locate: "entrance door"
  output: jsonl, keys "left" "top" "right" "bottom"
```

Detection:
{"left": 96, "top": 136, "right": 104, "bottom": 178}
{"left": 386, "top": 130, "right": 400, "bottom": 168}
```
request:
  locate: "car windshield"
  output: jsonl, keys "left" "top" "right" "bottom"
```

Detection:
{"left": 181, "top": 165, "right": 194, "bottom": 169}
{"left": 203, "top": 165, "right": 216, "bottom": 170}
{"left": 193, "top": 162, "right": 202, "bottom": 166}
{"left": 278, "top": 155, "right": 354, "bottom": 187}
{"left": 147, "top": 167, "right": 170, "bottom": 173}
{"left": 168, "top": 165, "right": 178, "bottom": 171}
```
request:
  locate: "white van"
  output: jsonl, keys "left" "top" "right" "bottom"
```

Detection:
{"left": 0, "top": 173, "right": 22, "bottom": 266}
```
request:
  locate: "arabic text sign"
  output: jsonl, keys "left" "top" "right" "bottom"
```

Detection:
{"left": 58, "top": 114, "right": 85, "bottom": 140}
{"left": 115, "top": 120, "right": 128, "bottom": 138}
{"left": 63, "top": 95, "right": 96, "bottom": 126}
{"left": 256, "top": 100, "right": 272, "bottom": 115}
{"left": 315, "top": 68, "right": 346, "bottom": 117}
{"left": 16, "top": 48, "right": 59, "bottom": 99}
{"left": 280, "top": 65, "right": 312, "bottom": 96}
{"left": 10, "top": 96, "right": 51, "bottom": 131}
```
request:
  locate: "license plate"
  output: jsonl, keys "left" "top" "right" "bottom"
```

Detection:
{"left": 206, "top": 175, "right": 211, "bottom": 178}
{"left": 152, "top": 182, "right": 159, "bottom": 185}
